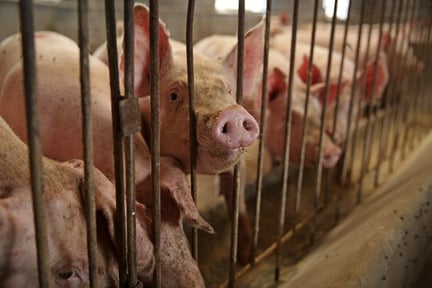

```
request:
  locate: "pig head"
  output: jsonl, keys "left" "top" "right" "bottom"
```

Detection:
{"left": 0, "top": 117, "right": 154, "bottom": 287}
{"left": 122, "top": 4, "right": 260, "bottom": 175}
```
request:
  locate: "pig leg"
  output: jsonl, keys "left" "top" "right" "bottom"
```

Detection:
{"left": 219, "top": 156, "right": 252, "bottom": 265}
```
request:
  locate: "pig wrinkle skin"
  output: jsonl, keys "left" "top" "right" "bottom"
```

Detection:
{"left": 0, "top": 116, "right": 155, "bottom": 287}
{"left": 0, "top": 31, "right": 211, "bottom": 287}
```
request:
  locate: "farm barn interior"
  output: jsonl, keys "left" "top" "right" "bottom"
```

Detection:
{"left": 0, "top": 0, "right": 432, "bottom": 287}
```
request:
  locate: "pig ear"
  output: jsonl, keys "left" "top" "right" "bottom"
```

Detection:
{"left": 223, "top": 18, "right": 265, "bottom": 98}
{"left": 160, "top": 179, "right": 214, "bottom": 234}
{"left": 357, "top": 54, "right": 389, "bottom": 103}
{"left": 120, "top": 3, "right": 173, "bottom": 97}
{"left": 310, "top": 81, "right": 347, "bottom": 108}
{"left": 297, "top": 55, "right": 322, "bottom": 85}
{"left": 267, "top": 67, "right": 287, "bottom": 104}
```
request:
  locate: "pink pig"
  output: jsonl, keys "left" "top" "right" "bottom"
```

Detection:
{"left": 270, "top": 38, "right": 389, "bottom": 146}
{"left": 0, "top": 116, "right": 154, "bottom": 287}
{"left": 0, "top": 30, "right": 212, "bottom": 286}
{"left": 195, "top": 33, "right": 342, "bottom": 168}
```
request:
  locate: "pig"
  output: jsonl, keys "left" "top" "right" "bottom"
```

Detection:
{"left": 0, "top": 116, "right": 154, "bottom": 287}
{"left": 0, "top": 31, "right": 212, "bottom": 287}
{"left": 105, "top": 4, "right": 262, "bottom": 265}
{"left": 270, "top": 38, "right": 389, "bottom": 146}
{"left": 93, "top": 4, "right": 260, "bottom": 175}
{"left": 194, "top": 34, "right": 342, "bottom": 168}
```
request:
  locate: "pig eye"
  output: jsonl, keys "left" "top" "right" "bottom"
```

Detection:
{"left": 170, "top": 92, "right": 178, "bottom": 102}
{"left": 58, "top": 271, "right": 74, "bottom": 279}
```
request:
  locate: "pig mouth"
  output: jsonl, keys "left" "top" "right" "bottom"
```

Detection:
{"left": 196, "top": 146, "right": 245, "bottom": 173}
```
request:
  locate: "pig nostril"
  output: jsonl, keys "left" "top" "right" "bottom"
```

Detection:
{"left": 243, "top": 120, "right": 254, "bottom": 131}
{"left": 221, "top": 123, "right": 229, "bottom": 134}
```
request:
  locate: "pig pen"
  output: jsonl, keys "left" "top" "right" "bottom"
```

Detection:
{"left": 0, "top": 0, "right": 431, "bottom": 287}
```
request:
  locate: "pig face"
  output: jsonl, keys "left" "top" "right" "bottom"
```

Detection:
{"left": 0, "top": 176, "right": 119, "bottom": 287}
{"left": 0, "top": 115, "right": 155, "bottom": 287}
{"left": 264, "top": 81, "right": 341, "bottom": 168}
{"left": 124, "top": 4, "right": 260, "bottom": 174}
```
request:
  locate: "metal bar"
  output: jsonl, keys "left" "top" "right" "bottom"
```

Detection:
{"left": 78, "top": 0, "right": 97, "bottom": 286}
{"left": 374, "top": 1, "right": 402, "bottom": 187}
{"left": 103, "top": 0, "right": 127, "bottom": 285}
{"left": 315, "top": 0, "right": 339, "bottom": 211}
{"left": 123, "top": 0, "right": 138, "bottom": 286}
{"left": 333, "top": 0, "right": 353, "bottom": 221}
{"left": 388, "top": 0, "right": 413, "bottom": 172}
{"left": 295, "top": 0, "right": 320, "bottom": 213}
{"left": 356, "top": 0, "right": 378, "bottom": 201}
{"left": 186, "top": 0, "right": 198, "bottom": 261}
{"left": 229, "top": 2, "right": 245, "bottom": 286}
{"left": 409, "top": 4, "right": 423, "bottom": 147}
{"left": 380, "top": 0, "right": 404, "bottom": 164}
{"left": 340, "top": 0, "right": 367, "bottom": 185}
{"left": 399, "top": 0, "right": 418, "bottom": 158}
{"left": 251, "top": 0, "right": 271, "bottom": 265}
{"left": 18, "top": 1, "right": 51, "bottom": 287}
{"left": 359, "top": 0, "right": 387, "bottom": 194}
{"left": 401, "top": 0, "right": 420, "bottom": 153}
{"left": 149, "top": 0, "right": 162, "bottom": 286}
{"left": 275, "top": 0, "right": 299, "bottom": 281}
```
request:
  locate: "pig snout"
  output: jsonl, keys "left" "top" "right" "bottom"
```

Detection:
{"left": 322, "top": 142, "right": 342, "bottom": 168}
{"left": 213, "top": 105, "right": 259, "bottom": 149}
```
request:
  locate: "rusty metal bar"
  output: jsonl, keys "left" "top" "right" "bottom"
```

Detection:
{"left": 359, "top": 0, "right": 387, "bottom": 195}
{"left": 356, "top": 0, "right": 378, "bottom": 201}
{"left": 400, "top": 0, "right": 418, "bottom": 159}
{"left": 275, "top": 0, "right": 299, "bottom": 281}
{"left": 229, "top": 2, "right": 245, "bottom": 286}
{"left": 340, "top": 0, "right": 367, "bottom": 185}
{"left": 149, "top": 0, "right": 162, "bottom": 286}
{"left": 18, "top": 1, "right": 51, "bottom": 287}
{"left": 375, "top": 0, "right": 401, "bottom": 186}
{"left": 251, "top": 0, "right": 271, "bottom": 265}
{"left": 388, "top": 0, "right": 413, "bottom": 171}
{"left": 408, "top": 4, "right": 422, "bottom": 147}
{"left": 123, "top": 0, "right": 139, "bottom": 286}
{"left": 295, "top": 0, "right": 320, "bottom": 213}
{"left": 379, "top": 0, "right": 404, "bottom": 165}
{"left": 78, "top": 0, "right": 97, "bottom": 286}
{"left": 315, "top": 0, "right": 339, "bottom": 211}
{"left": 402, "top": 0, "right": 420, "bottom": 153}
{"left": 186, "top": 0, "right": 198, "bottom": 261}
{"left": 103, "top": 0, "right": 127, "bottom": 285}
{"left": 333, "top": 0, "right": 353, "bottom": 221}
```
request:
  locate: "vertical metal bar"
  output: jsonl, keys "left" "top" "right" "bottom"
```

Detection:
{"left": 401, "top": 0, "right": 420, "bottom": 153}
{"left": 123, "top": 0, "right": 138, "bottom": 286}
{"left": 333, "top": 0, "right": 353, "bottom": 221}
{"left": 103, "top": 0, "right": 127, "bottom": 285}
{"left": 275, "top": 0, "right": 299, "bottom": 281}
{"left": 389, "top": 0, "right": 415, "bottom": 171}
{"left": 186, "top": 0, "right": 198, "bottom": 261}
{"left": 252, "top": 0, "right": 271, "bottom": 265}
{"left": 18, "top": 1, "right": 51, "bottom": 287}
{"left": 315, "top": 0, "right": 339, "bottom": 210}
{"left": 78, "top": 0, "right": 97, "bottom": 286}
{"left": 229, "top": 1, "right": 244, "bottom": 286}
{"left": 375, "top": 0, "right": 400, "bottom": 186}
{"left": 149, "top": 0, "right": 162, "bottom": 287}
{"left": 359, "top": 0, "right": 386, "bottom": 195}
{"left": 356, "top": 0, "right": 378, "bottom": 201}
{"left": 379, "top": 0, "right": 404, "bottom": 165}
{"left": 409, "top": 3, "right": 422, "bottom": 147}
{"left": 340, "top": 0, "right": 367, "bottom": 184}
{"left": 295, "top": 0, "right": 320, "bottom": 213}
